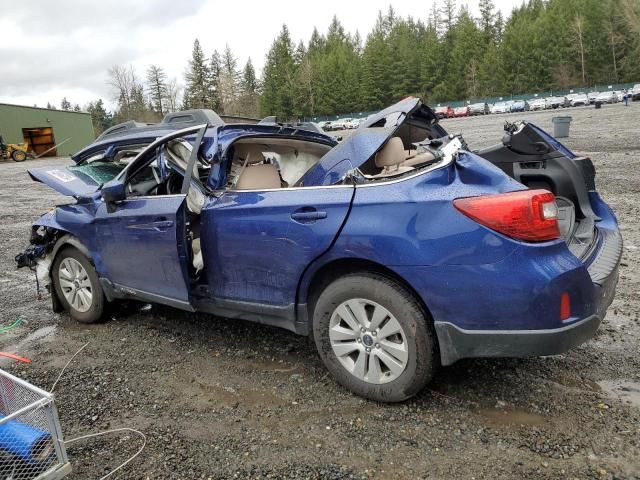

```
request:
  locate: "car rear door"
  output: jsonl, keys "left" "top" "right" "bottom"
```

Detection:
{"left": 201, "top": 185, "right": 354, "bottom": 307}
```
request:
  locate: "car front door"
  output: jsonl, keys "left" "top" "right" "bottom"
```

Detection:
{"left": 95, "top": 194, "right": 192, "bottom": 309}
{"left": 201, "top": 185, "right": 354, "bottom": 308}
{"left": 93, "top": 125, "right": 208, "bottom": 310}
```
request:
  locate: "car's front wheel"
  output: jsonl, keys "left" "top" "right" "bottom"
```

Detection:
{"left": 52, "top": 247, "right": 104, "bottom": 323}
{"left": 312, "top": 273, "right": 438, "bottom": 402}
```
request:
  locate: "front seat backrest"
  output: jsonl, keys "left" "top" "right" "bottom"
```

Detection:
{"left": 375, "top": 137, "right": 406, "bottom": 168}
{"left": 235, "top": 164, "right": 281, "bottom": 190}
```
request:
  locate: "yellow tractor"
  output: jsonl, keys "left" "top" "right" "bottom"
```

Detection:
{"left": 0, "top": 135, "right": 29, "bottom": 162}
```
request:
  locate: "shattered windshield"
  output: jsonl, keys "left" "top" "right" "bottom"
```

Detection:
{"left": 68, "top": 162, "right": 125, "bottom": 185}
{"left": 67, "top": 146, "right": 146, "bottom": 185}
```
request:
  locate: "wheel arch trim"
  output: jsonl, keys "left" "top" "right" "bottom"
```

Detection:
{"left": 297, "top": 256, "right": 436, "bottom": 333}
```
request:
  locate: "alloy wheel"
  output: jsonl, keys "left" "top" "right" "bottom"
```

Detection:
{"left": 329, "top": 298, "right": 409, "bottom": 384}
{"left": 58, "top": 257, "right": 93, "bottom": 313}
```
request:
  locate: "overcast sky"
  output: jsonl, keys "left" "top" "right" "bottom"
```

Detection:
{"left": 0, "top": 0, "right": 521, "bottom": 110}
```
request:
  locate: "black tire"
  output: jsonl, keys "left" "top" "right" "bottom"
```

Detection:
{"left": 52, "top": 247, "right": 104, "bottom": 323}
{"left": 11, "top": 150, "right": 27, "bottom": 162}
{"left": 312, "top": 273, "right": 438, "bottom": 402}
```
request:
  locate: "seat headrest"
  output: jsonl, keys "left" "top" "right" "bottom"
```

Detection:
{"left": 235, "top": 164, "right": 281, "bottom": 190}
{"left": 375, "top": 137, "right": 405, "bottom": 167}
{"left": 235, "top": 144, "right": 266, "bottom": 164}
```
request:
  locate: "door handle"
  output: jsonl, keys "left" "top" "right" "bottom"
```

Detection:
{"left": 127, "top": 217, "right": 174, "bottom": 232}
{"left": 291, "top": 208, "right": 327, "bottom": 222}
{"left": 151, "top": 220, "right": 174, "bottom": 232}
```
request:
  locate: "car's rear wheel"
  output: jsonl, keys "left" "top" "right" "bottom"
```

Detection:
{"left": 312, "top": 273, "right": 438, "bottom": 402}
{"left": 52, "top": 247, "right": 104, "bottom": 323}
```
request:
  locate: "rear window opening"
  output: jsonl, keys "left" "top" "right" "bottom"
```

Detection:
{"left": 224, "top": 137, "right": 333, "bottom": 189}
{"left": 358, "top": 105, "right": 449, "bottom": 180}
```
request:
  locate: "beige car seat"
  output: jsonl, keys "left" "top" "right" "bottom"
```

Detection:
{"left": 403, "top": 150, "right": 437, "bottom": 167}
{"left": 234, "top": 145, "right": 281, "bottom": 190}
{"left": 371, "top": 137, "right": 414, "bottom": 177}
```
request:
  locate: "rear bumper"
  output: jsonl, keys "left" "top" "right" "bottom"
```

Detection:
{"left": 435, "top": 314, "right": 602, "bottom": 366}
{"left": 435, "top": 224, "right": 621, "bottom": 366}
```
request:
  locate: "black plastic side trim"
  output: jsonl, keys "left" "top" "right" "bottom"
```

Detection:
{"left": 194, "top": 297, "right": 304, "bottom": 334}
{"left": 102, "top": 279, "right": 195, "bottom": 312}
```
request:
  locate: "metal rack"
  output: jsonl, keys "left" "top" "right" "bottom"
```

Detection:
{"left": 0, "top": 369, "right": 71, "bottom": 480}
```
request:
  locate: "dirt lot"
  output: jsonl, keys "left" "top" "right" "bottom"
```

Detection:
{"left": 1, "top": 103, "right": 639, "bottom": 479}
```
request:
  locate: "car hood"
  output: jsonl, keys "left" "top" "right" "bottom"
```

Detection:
{"left": 28, "top": 166, "right": 101, "bottom": 197}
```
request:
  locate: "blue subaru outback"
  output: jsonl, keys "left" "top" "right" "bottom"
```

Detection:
{"left": 16, "top": 98, "right": 621, "bottom": 402}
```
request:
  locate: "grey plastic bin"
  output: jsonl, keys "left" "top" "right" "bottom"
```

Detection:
{"left": 552, "top": 116, "right": 572, "bottom": 138}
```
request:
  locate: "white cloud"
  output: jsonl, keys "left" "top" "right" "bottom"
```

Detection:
{"left": 0, "top": 0, "right": 520, "bottom": 110}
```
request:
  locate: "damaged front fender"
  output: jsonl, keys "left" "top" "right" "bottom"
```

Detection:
{"left": 15, "top": 210, "right": 93, "bottom": 311}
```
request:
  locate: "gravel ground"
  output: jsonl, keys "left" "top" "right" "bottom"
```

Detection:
{"left": 1, "top": 102, "right": 639, "bottom": 479}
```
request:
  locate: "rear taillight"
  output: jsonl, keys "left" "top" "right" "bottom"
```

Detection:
{"left": 453, "top": 189, "right": 560, "bottom": 242}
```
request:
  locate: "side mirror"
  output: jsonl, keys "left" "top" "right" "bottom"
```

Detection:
{"left": 101, "top": 179, "right": 126, "bottom": 213}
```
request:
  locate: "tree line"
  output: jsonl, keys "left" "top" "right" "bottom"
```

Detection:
{"left": 49, "top": 0, "right": 639, "bottom": 134}
{"left": 262, "top": 0, "right": 640, "bottom": 119}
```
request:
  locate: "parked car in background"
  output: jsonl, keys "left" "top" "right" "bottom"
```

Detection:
{"left": 15, "top": 98, "right": 621, "bottom": 402}
{"left": 528, "top": 98, "right": 546, "bottom": 111}
{"left": 510, "top": 100, "right": 528, "bottom": 112}
{"left": 595, "top": 91, "right": 616, "bottom": 104}
{"left": 561, "top": 96, "right": 574, "bottom": 108}
{"left": 545, "top": 97, "right": 564, "bottom": 109}
{"left": 587, "top": 91, "right": 599, "bottom": 104}
{"left": 320, "top": 121, "right": 333, "bottom": 131}
{"left": 491, "top": 101, "right": 511, "bottom": 114}
{"left": 612, "top": 91, "right": 625, "bottom": 102}
{"left": 631, "top": 84, "right": 640, "bottom": 101}
{"left": 344, "top": 119, "right": 360, "bottom": 129}
{"left": 453, "top": 106, "right": 470, "bottom": 117}
{"left": 569, "top": 93, "right": 589, "bottom": 107}
{"left": 434, "top": 106, "right": 448, "bottom": 119}
{"left": 469, "top": 102, "right": 489, "bottom": 115}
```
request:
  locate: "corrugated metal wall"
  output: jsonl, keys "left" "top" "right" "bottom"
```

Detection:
{"left": 0, "top": 103, "right": 95, "bottom": 156}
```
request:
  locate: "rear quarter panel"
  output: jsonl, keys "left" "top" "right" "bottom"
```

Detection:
{"left": 300, "top": 151, "right": 597, "bottom": 331}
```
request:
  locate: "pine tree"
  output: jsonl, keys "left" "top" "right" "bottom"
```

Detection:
{"left": 478, "top": 0, "right": 496, "bottom": 43}
{"left": 183, "top": 39, "right": 212, "bottom": 109}
{"left": 218, "top": 45, "right": 242, "bottom": 114}
{"left": 238, "top": 58, "right": 260, "bottom": 117}
{"left": 208, "top": 50, "right": 222, "bottom": 111}
{"left": 146, "top": 65, "right": 168, "bottom": 115}
{"left": 241, "top": 58, "right": 258, "bottom": 94}
{"left": 260, "top": 25, "right": 296, "bottom": 119}
{"left": 86, "top": 99, "right": 113, "bottom": 135}
{"left": 60, "top": 98, "right": 71, "bottom": 110}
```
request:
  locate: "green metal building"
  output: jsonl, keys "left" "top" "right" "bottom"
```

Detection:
{"left": 0, "top": 103, "right": 94, "bottom": 157}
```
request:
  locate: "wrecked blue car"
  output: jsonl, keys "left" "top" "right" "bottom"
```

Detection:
{"left": 16, "top": 98, "right": 621, "bottom": 402}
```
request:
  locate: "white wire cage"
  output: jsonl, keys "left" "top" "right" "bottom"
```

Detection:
{"left": 0, "top": 368, "right": 71, "bottom": 480}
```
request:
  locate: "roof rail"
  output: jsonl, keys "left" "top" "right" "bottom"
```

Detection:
{"left": 96, "top": 109, "right": 225, "bottom": 141}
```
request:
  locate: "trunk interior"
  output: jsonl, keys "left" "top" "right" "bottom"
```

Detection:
{"left": 476, "top": 122, "right": 598, "bottom": 260}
